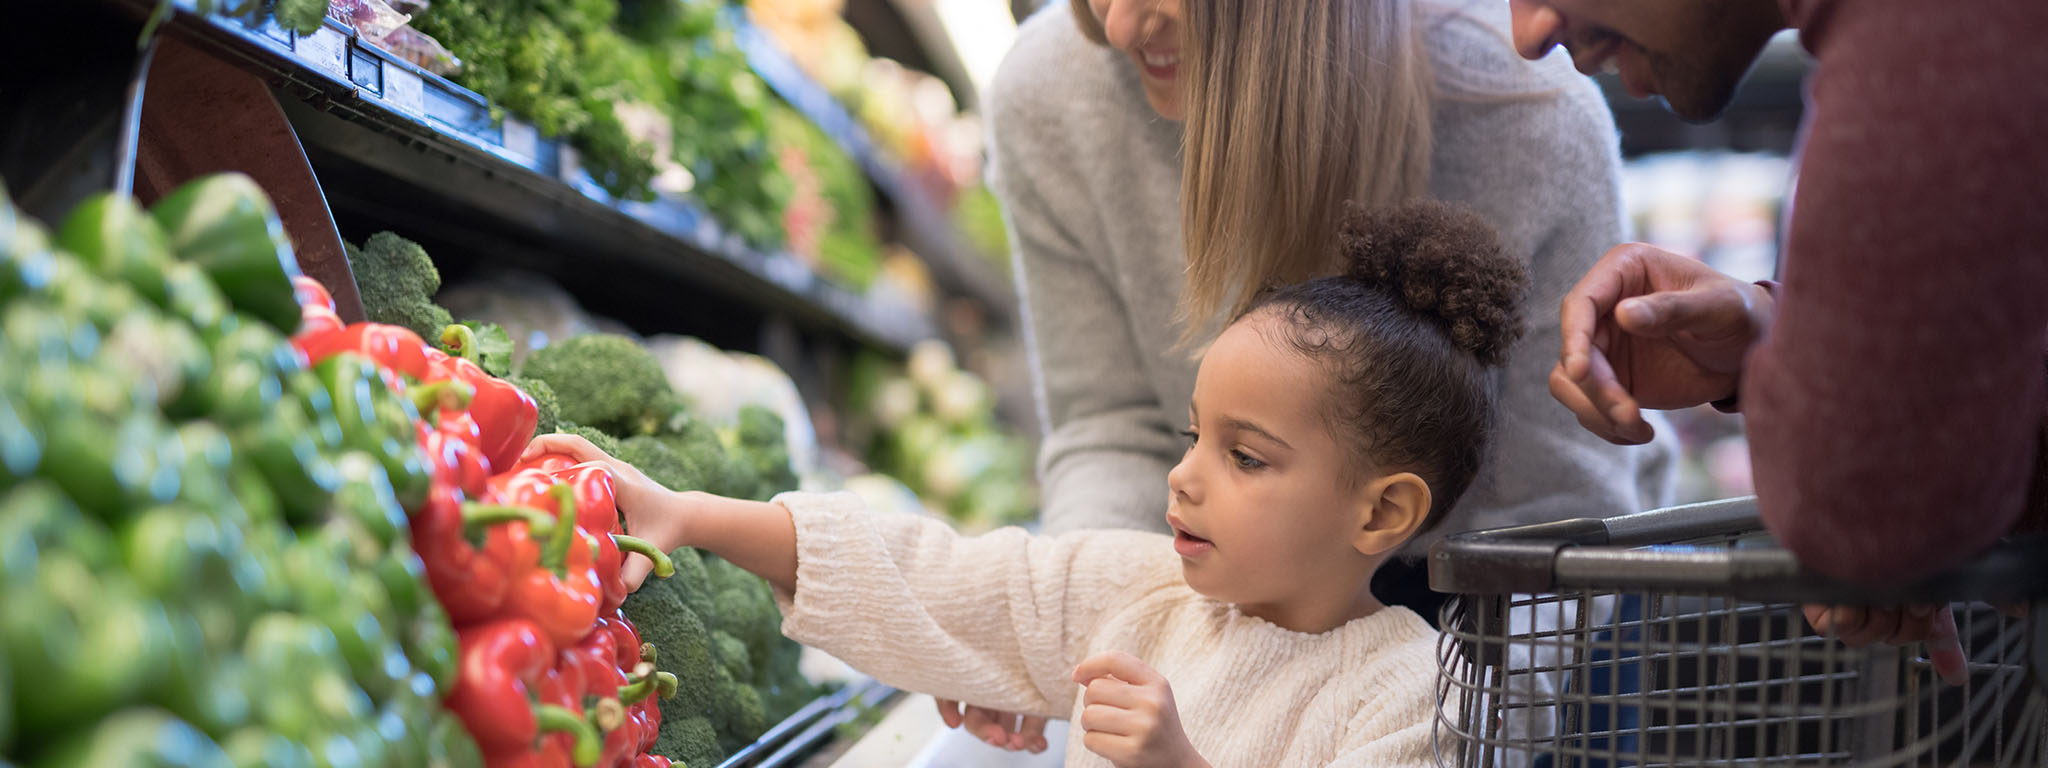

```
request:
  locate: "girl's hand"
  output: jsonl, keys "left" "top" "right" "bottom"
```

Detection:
{"left": 1071, "top": 652, "right": 1208, "bottom": 768}
{"left": 522, "top": 433, "right": 690, "bottom": 589}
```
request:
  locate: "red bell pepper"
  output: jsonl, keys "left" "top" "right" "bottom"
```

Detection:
{"left": 292, "top": 276, "right": 344, "bottom": 338}
{"left": 437, "top": 324, "right": 539, "bottom": 472}
{"left": 296, "top": 321, "right": 437, "bottom": 380}
{"left": 491, "top": 484, "right": 605, "bottom": 649}
{"left": 444, "top": 619, "right": 599, "bottom": 764}
{"left": 631, "top": 755, "right": 671, "bottom": 768}
{"left": 547, "top": 462, "right": 622, "bottom": 536}
{"left": 413, "top": 480, "right": 550, "bottom": 624}
{"left": 561, "top": 629, "right": 636, "bottom": 768}
{"left": 419, "top": 382, "right": 493, "bottom": 498}
{"left": 597, "top": 531, "right": 675, "bottom": 615}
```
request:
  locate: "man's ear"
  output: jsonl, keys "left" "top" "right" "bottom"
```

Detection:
{"left": 1351, "top": 472, "right": 1431, "bottom": 556}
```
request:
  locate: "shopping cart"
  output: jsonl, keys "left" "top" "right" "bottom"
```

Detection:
{"left": 1428, "top": 497, "right": 2048, "bottom": 768}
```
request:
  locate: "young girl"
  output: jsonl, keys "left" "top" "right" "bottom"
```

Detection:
{"left": 527, "top": 201, "right": 1528, "bottom": 767}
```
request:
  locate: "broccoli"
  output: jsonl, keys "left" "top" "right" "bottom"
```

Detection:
{"left": 272, "top": 0, "right": 328, "bottom": 33}
{"left": 511, "top": 377, "right": 558, "bottom": 438}
{"left": 520, "top": 334, "right": 674, "bottom": 437}
{"left": 623, "top": 546, "right": 773, "bottom": 764}
{"left": 616, "top": 436, "right": 688, "bottom": 492}
{"left": 350, "top": 233, "right": 454, "bottom": 342}
{"left": 555, "top": 422, "right": 619, "bottom": 457}
{"left": 729, "top": 405, "right": 797, "bottom": 497}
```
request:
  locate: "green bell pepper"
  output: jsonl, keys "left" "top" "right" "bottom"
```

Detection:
{"left": 376, "top": 546, "right": 431, "bottom": 631}
{"left": 27, "top": 708, "right": 232, "bottom": 768}
{"left": 150, "top": 174, "right": 304, "bottom": 334}
{"left": 242, "top": 613, "right": 362, "bottom": 742}
{"left": 38, "top": 407, "right": 183, "bottom": 519}
{"left": 235, "top": 402, "right": 339, "bottom": 526}
{"left": 163, "top": 261, "right": 232, "bottom": 341}
{"left": 55, "top": 192, "right": 174, "bottom": 306}
{"left": 327, "top": 451, "right": 409, "bottom": 560}
{"left": 402, "top": 599, "right": 458, "bottom": 695}
{"left": 0, "top": 377, "right": 43, "bottom": 485}
{"left": 119, "top": 503, "right": 259, "bottom": 650}
{"left": 101, "top": 312, "right": 212, "bottom": 413}
{"left": 219, "top": 727, "right": 317, "bottom": 768}
{"left": 47, "top": 257, "right": 150, "bottom": 335}
{"left": 176, "top": 321, "right": 293, "bottom": 426}
{"left": 0, "top": 481, "right": 109, "bottom": 587}
{"left": 284, "top": 367, "right": 345, "bottom": 456}
{"left": 3, "top": 555, "right": 176, "bottom": 742}
{"left": 148, "top": 611, "right": 251, "bottom": 738}
{"left": 4, "top": 299, "right": 99, "bottom": 364}
{"left": 315, "top": 354, "right": 431, "bottom": 509}
{"left": 426, "top": 711, "right": 484, "bottom": 768}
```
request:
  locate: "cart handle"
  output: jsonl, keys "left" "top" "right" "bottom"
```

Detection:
{"left": 1427, "top": 496, "right": 2048, "bottom": 604}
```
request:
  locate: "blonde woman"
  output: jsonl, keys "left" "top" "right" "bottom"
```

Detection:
{"left": 933, "top": 0, "right": 1676, "bottom": 758}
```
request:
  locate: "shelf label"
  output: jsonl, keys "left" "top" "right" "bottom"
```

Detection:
{"left": 502, "top": 120, "right": 540, "bottom": 163}
{"left": 296, "top": 27, "right": 350, "bottom": 81}
{"left": 381, "top": 66, "right": 427, "bottom": 118}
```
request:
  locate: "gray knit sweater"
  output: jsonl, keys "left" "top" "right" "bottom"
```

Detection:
{"left": 985, "top": 2, "right": 1674, "bottom": 547}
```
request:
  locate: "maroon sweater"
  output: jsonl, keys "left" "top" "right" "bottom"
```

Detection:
{"left": 1748, "top": 0, "right": 2048, "bottom": 584}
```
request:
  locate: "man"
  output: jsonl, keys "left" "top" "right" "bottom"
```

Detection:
{"left": 1511, "top": 0, "right": 2046, "bottom": 655}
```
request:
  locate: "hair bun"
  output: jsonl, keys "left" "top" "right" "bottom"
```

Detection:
{"left": 1336, "top": 200, "right": 1528, "bottom": 366}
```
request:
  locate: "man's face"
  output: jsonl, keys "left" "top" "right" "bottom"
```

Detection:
{"left": 1508, "top": 0, "right": 1786, "bottom": 122}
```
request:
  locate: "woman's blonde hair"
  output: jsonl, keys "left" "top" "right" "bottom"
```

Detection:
{"left": 1069, "top": 0, "right": 1437, "bottom": 344}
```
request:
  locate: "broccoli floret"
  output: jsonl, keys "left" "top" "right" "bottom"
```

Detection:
{"left": 351, "top": 233, "right": 455, "bottom": 342}
{"left": 520, "top": 334, "right": 674, "bottom": 437}
{"left": 616, "top": 435, "right": 688, "bottom": 492}
{"left": 623, "top": 547, "right": 776, "bottom": 765}
{"left": 511, "top": 377, "right": 558, "bottom": 438}
{"left": 730, "top": 405, "right": 797, "bottom": 497}
{"left": 654, "top": 716, "right": 722, "bottom": 768}
{"left": 711, "top": 630, "right": 751, "bottom": 684}
{"left": 555, "top": 422, "right": 619, "bottom": 457}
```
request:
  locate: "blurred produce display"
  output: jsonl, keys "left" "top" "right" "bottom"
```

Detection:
{"left": 840, "top": 339, "right": 1036, "bottom": 531}
{"left": 0, "top": 174, "right": 832, "bottom": 767}
{"left": 406, "top": 0, "right": 790, "bottom": 245}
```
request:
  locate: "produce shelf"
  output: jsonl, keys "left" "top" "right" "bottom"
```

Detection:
{"left": 732, "top": 12, "right": 1017, "bottom": 324}
{"left": 111, "top": 0, "right": 936, "bottom": 354}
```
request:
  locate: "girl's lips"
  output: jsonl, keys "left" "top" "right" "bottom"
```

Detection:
{"left": 1173, "top": 529, "right": 1213, "bottom": 558}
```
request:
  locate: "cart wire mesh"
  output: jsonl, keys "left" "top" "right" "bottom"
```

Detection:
{"left": 1429, "top": 498, "right": 2048, "bottom": 768}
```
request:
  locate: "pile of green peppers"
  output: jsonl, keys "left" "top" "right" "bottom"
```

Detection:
{"left": 0, "top": 175, "right": 481, "bottom": 768}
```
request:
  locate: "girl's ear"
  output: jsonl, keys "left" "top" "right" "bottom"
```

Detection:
{"left": 1351, "top": 472, "right": 1431, "bottom": 557}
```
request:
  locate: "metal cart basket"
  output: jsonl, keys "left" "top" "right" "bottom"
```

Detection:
{"left": 1428, "top": 497, "right": 2048, "bottom": 768}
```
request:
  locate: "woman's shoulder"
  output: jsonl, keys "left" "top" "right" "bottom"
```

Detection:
{"left": 985, "top": 6, "right": 1136, "bottom": 138}
{"left": 1418, "top": 1, "right": 1613, "bottom": 143}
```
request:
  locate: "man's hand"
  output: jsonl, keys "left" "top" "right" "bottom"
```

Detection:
{"left": 1072, "top": 651, "right": 1207, "bottom": 768}
{"left": 1552, "top": 243, "right": 1774, "bottom": 444}
{"left": 935, "top": 699, "right": 1048, "bottom": 753}
{"left": 1803, "top": 604, "right": 1967, "bottom": 685}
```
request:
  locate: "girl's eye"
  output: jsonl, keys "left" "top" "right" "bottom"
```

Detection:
{"left": 1230, "top": 449, "right": 1265, "bottom": 471}
{"left": 1180, "top": 428, "right": 1198, "bottom": 447}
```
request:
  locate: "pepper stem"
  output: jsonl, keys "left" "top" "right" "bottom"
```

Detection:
{"left": 613, "top": 534, "right": 676, "bottom": 579}
{"left": 653, "top": 671, "right": 678, "bottom": 700}
{"left": 408, "top": 379, "right": 475, "bottom": 416}
{"left": 639, "top": 643, "right": 657, "bottom": 667}
{"left": 461, "top": 503, "right": 553, "bottom": 533}
{"left": 540, "top": 483, "right": 577, "bottom": 575}
{"left": 618, "top": 673, "right": 660, "bottom": 706}
{"left": 591, "top": 698, "right": 627, "bottom": 732}
{"left": 440, "top": 324, "right": 480, "bottom": 364}
{"left": 534, "top": 703, "right": 603, "bottom": 768}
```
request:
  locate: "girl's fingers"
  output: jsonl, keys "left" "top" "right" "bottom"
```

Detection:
{"left": 1078, "top": 704, "right": 1140, "bottom": 737}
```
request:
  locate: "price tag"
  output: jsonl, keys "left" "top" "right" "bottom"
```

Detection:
{"left": 380, "top": 65, "right": 426, "bottom": 118}
{"left": 295, "top": 26, "right": 350, "bottom": 81}
{"left": 502, "top": 119, "right": 540, "bottom": 163}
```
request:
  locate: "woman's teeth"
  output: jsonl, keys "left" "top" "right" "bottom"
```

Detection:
{"left": 1143, "top": 52, "right": 1178, "bottom": 68}
{"left": 1602, "top": 56, "right": 1620, "bottom": 76}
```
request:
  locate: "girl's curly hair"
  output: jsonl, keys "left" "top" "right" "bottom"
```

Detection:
{"left": 1246, "top": 200, "right": 1529, "bottom": 530}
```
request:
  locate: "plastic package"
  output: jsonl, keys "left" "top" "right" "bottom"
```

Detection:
{"left": 374, "top": 24, "right": 462, "bottom": 76}
{"left": 327, "top": 0, "right": 411, "bottom": 40}
{"left": 643, "top": 335, "right": 822, "bottom": 480}
{"left": 435, "top": 270, "right": 637, "bottom": 369}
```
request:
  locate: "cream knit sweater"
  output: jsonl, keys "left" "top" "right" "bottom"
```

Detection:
{"left": 771, "top": 492, "right": 1442, "bottom": 767}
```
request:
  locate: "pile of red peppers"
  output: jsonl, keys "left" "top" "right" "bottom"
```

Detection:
{"left": 293, "top": 278, "right": 681, "bottom": 768}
